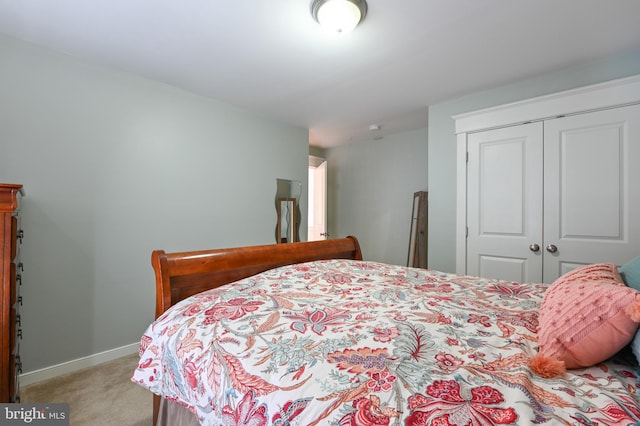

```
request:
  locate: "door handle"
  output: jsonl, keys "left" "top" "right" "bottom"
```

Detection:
{"left": 546, "top": 244, "right": 558, "bottom": 253}
{"left": 529, "top": 243, "right": 540, "bottom": 252}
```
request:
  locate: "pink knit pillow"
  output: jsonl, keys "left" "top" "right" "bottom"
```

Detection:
{"left": 530, "top": 263, "right": 640, "bottom": 378}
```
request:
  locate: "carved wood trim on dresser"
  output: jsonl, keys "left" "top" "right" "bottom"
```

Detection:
{"left": 0, "top": 183, "right": 24, "bottom": 402}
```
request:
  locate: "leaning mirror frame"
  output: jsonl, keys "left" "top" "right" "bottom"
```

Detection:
{"left": 275, "top": 179, "right": 302, "bottom": 244}
{"left": 277, "top": 198, "right": 296, "bottom": 243}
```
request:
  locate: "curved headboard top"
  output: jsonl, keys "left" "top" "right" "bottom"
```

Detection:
{"left": 151, "top": 236, "right": 362, "bottom": 318}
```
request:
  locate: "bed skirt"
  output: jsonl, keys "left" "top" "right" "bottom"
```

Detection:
{"left": 158, "top": 398, "right": 200, "bottom": 426}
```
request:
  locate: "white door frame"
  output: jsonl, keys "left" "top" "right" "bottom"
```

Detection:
{"left": 308, "top": 157, "right": 327, "bottom": 241}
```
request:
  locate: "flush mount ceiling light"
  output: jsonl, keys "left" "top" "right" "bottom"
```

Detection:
{"left": 311, "top": 0, "right": 368, "bottom": 34}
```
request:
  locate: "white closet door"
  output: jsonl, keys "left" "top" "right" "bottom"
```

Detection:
{"left": 467, "top": 122, "right": 543, "bottom": 283}
{"left": 543, "top": 103, "right": 640, "bottom": 282}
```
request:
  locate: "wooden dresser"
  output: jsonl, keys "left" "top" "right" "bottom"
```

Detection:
{"left": 0, "top": 183, "right": 24, "bottom": 402}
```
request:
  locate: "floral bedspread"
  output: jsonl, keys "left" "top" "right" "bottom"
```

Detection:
{"left": 132, "top": 259, "right": 640, "bottom": 425}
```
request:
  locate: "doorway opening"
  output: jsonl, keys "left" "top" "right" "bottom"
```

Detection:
{"left": 308, "top": 156, "right": 327, "bottom": 241}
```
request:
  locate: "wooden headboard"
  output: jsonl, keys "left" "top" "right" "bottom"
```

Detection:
{"left": 151, "top": 236, "right": 362, "bottom": 319}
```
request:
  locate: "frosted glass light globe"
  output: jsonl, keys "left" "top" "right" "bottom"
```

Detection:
{"left": 316, "top": 0, "right": 362, "bottom": 33}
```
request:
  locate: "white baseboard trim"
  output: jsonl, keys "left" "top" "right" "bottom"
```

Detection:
{"left": 19, "top": 342, "right": 140, "bottom": 387}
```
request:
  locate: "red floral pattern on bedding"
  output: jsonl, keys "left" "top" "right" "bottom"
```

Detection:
{"left": 405, "top": 380, "right": 517, "bottom": 425}
{"left": 132, "top": 260, "right": 640, "bottom": 425}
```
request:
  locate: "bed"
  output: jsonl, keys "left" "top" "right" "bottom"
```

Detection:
{"left": 132, "top": 236, "right": 640, "bottom": 426}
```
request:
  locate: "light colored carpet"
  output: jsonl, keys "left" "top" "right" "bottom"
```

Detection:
{"left": 20, "top": 353, "right": 153, "bottom": 426}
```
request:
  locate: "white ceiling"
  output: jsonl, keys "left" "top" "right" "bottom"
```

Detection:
{"left": 1, "top": 0, "right": 639, "bottom": 148}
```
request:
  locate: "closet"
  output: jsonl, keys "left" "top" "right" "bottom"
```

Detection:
{"left": 454, "top": 75, "right": 640, "bottom": 283}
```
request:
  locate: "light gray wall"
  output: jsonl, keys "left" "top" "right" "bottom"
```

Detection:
{"left": 428, "top": 49, "right": 640, "bottom": 273}
{"left": 0, "top": 35, "right": 309, "bottom": 372}
{"left": 326, "top": 127, "right": 428, "bottom": 265}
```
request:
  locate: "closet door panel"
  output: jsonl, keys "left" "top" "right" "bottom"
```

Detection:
{"left": 466, "top": 122, "right": 543, "bottom": 283}
{"left": 543, "top": 104, "right": 640, "bottom": 282}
